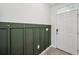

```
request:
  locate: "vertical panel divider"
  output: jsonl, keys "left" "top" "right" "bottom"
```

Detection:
{"left": 23, "top": 24, "right": 25, "bottom": 55}
{"left": 8, "top": 24, "right": 10, "bottom": 55}
{"left": 9, "top": 28, "right": 11, "bottom": 55}
{"left": 32, "top": 27, "right": 34, "bottom": 55}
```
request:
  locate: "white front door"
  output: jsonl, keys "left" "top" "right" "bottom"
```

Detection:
{"left": 56, "top": 10, "right": 77, "bottom": 54}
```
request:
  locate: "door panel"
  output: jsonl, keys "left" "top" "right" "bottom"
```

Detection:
{"left": 24, "top": 28, "right": 33, "bottom": 55}
{"left": 10, "top": 29, "right": 23, "bottom": 55}
{"left": 0, "top": 29, "right": 8, "bottom": 55}
{"left": 56, "top": 10, "right": 77, "bottom": 54}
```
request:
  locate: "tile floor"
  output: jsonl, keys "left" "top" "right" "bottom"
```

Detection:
{"left": 40, "top": 46, "right": 71, "bottom": 55}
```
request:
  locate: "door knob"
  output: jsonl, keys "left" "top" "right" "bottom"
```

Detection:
{"left": 56, "top": 29, "right": 58, "bottom": 35}
{"left": 56, "top": 29, "right": 58, "bottom": 32}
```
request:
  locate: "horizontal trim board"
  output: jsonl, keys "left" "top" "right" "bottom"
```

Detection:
{"left": 0, "top": 22, "right": 51, "bottom": 28}
{"left": 0, "top": 21, "right": 51, "bottom": 26}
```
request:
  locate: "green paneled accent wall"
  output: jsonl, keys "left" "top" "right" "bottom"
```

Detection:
{"left": 33, "top": 28, "right": 40, "bottom": 55}
{"left": 10, "top": 29, "right": 24, "bottom": 55}
{"left": 0, "top": 29, "right": 8, "bottom": 55}
{"left": 0, "top": 22, "right": 51, "bottom": 55}
{"left": 40, "top": 28, "right": 46, "bottom": 53}
{"left": 24, "top": 28, "right": 34, "bottom": 55}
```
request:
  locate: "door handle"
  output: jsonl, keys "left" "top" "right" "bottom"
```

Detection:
{"left": 56, "top": 29, "right": 58, "bottom": 35}
{"left": 56, "top": 29, "right": 58, "bottom": 32}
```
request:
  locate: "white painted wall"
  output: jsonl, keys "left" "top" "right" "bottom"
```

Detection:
{"left": 0, "top": 3, "right": 51, "bottom": 25}
{"left": 51, "top": 4, "right": 70, "bottom": 47}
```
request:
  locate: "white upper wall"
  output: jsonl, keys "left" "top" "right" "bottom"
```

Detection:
{"left": 0, "top": 3, "right": 51, "bottom": 25}
{"left": 50, "top": 4, "right": 68, "bottom": 47}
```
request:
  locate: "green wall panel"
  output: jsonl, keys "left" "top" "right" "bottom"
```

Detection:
{"left": 0, "top": 22, "right": 51, "bottom": 55}
{"left": 24, "top": 28, "right": 33, "bottom": 55}
{"left": 44, "top": 28, "right": 49, "bottom": 49}
{"left": 39, "top": 28, "right": 44, "bottom": 53}
{"left": 48, "top": 26, "right": 51, "bottom": 46}
{"left": 0, "top": 29, "right": 8, "bottom": 55}
{"left": 33, "top": 28, "right": 40, "bottom": 55}
{"left": 10, "top": 28, "right": 24, "bottom": 55}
